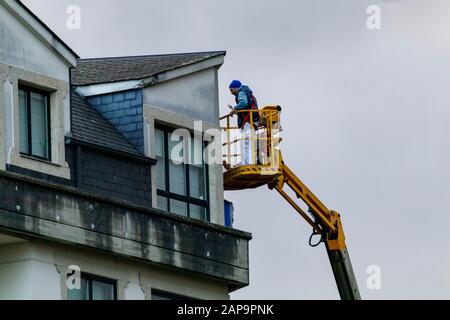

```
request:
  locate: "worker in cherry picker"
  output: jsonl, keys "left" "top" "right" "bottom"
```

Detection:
{"left": 228, "top": 80, "right": 260, "bottom": 166}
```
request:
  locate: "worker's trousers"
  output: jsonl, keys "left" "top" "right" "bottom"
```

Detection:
{"left": 240, "top": 123, "right": 254, "bottom": 165}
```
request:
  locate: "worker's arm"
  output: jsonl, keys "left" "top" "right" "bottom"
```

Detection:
{"left": 234, "top": 91, "right": 249, "bottom": 111}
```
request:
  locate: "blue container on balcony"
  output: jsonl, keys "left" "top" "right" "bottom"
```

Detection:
{"left": 224, "top": 200, "right": 234, "bottom": 228}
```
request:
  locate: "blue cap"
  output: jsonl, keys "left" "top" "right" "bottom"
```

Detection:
{"left": 229, "top": 80, "right": 242, "bottom": 89}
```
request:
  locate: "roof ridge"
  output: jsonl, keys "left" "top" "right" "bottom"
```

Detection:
{"left": 77, "top": 50, "right": 226, "bottom": 62}
{"left": 15, "top": 0, "right": 79, "bottom": 58}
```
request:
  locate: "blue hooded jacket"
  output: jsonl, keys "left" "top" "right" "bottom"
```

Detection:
{"left": 234, "top": 85, "right": 259, "bottom": 128}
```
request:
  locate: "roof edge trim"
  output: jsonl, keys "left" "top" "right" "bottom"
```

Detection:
{"left": 141, "top": 54, "right": 225, "bottom": 88}
{"left": 75, "top": 80, "right": 142, "bottom": 98}
{"left": 73, "top": 54, "right": 225, "bottom": 96}
{"left": 3, "top": 0, "right": 79, "bottom": 66}
{"left": 66, "top": 137, "right": 156, "bottom": 164}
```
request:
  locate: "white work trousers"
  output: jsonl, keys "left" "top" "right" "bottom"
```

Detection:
{"left": 240, "top": 123, "right": 254, "bottom": 165}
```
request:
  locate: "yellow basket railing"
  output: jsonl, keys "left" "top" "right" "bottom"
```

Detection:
{"left": 220, "top": 106, "right": 282, "bottom": 169}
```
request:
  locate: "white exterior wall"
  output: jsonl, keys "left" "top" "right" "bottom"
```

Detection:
{"left": 143, "top": 67, "right": 225, "bottom": 226}
{"left": 143, "top": 68, "right": 220, "bottom": 125}
{"left": 0, "top": 63, "right": 71, "bottom": 178}
{"left": 0, "top": 242, "right": 61, "bottom": 300}
{"left": 0, "top": 237, "right": 229, "bottom": 300}
{"left": 143, "top": 105, "right": 225, "bottom": 226}
{"left": 0, "top": 2, "right": 73, "bottom": 178}
{"left": 0, "top": 261, "right": 35, "bottom": 300}
{"left": 0, "top": 2, "right": 71, "bottom": 82}
{"left": 124, "top": 282, "right": 146, "bottom": 300}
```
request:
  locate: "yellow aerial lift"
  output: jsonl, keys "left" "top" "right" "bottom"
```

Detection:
{"left": 221, "top": 106, "right": 361, "bottom": 300}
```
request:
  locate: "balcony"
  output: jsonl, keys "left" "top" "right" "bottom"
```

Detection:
{"left": 0, "top": 170, "right": 251, "bottom": 291}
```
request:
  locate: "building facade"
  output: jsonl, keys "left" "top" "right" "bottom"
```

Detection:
{"left": 0, "top": 0, "right": 250, "bottom": 300}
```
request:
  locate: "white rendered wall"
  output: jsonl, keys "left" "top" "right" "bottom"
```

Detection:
{"left": 143, "top": 68, "right": 220, "bottom": 125}
{"left": 143, "top": 67, "right": 225, "bottom": 225}
{"left": 143, "top": 105, "right": 225, "bottom": 226}
{"left": 0, "top": 2, "right": 72, "bottom": 176}
{"left": 0, "top": 237, "right": 229, "bottom": 300}
{"left": 0, "top": 243, "right": 61, "bottom": 300}
{"left": 0, "top": 3, "right": 71, "bottom": 82}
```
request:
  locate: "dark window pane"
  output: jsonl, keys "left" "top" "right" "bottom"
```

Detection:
{"left": 92, "top": 280, "right": 115, "bottom": 300}
{"left": 152, "top": 293, "right": 173, "bottom": 300}
{"left": 169, "top": 132, "right": 186, "bottom": 195}
{"left": 67, "top": 275, "right": 115, "bottom": 301}
{"left": 30, "top": 92, "right": 49, "bottom": 159}
{"left": 189, "top": 165, "right": 206, "bottom": 200}
{"left": 67, "top": 278, "right": 89, "bottom": 300}
{"left": 19, "top": 89, "right": 28, "bottom": 154}
{"left": 170, "top": 199, "right": 187, "bottom": 217}
{"left": 151, "top": 290, "right": 196, "bottom": 300}
{"left": 156, "top": 126, "right": 210, "bottom": 222}
{"left": 169, "top": 131, "right": 186, "bottom": 163}
{"left": 157, "top": 195, "right": 168, "bottom": 211}
{"left": 190, "top": 204, "right": 206, "bottom": 221}
{"left": 155, "top": 128, "right": 166, "bottom": 190}
{"left": 189, "top": 136, "right": 206, "bottom": 200}
{"left": 169, "top": 161, "right": 186, "bottom": 195}
{"left": 191, "top": 136, "right": 203, "bottom": 165}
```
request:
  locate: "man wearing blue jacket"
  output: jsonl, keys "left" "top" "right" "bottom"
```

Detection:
{"left": 228, "top": 80, "right": 260, "bottom": 165}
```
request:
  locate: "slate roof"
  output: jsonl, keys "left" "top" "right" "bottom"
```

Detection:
{"left": 71, "top": 51, "right": 226, "bottom": 86}
{"left": 70, "top": 91, "right": 142, "bottom": 156}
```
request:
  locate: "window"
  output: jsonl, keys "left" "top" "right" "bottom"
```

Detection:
{"left": 19, "top": 85, "right": 51, "bottom": 161}
{"left": 155, "top": 125, "right": 209, "bottom": 221}
{"left": 67, "top": 273, "right": 117, "bottom": 300}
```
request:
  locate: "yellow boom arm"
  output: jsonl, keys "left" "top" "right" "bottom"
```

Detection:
{"left": 268, "top": 153, "right": 361, "bottom": 300}
{"left": 221, "top": 106, "right": 361, "bottom": 300}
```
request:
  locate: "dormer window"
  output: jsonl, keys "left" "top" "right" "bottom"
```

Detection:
{"left": 19, "top": 85, "right": 51, "bottom": 161}
{"left": 155, "top": 125, "right": 209, "bottom": 221}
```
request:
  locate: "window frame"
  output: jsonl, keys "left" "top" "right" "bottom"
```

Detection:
{"left": 155, "top": 124, "right": 210, "bottom": 221}
{"left": 68, "top": 272, "right": 117, "bottom": 301}
{"left": 18, "top": 84, "right": 52, "bottom": 161}
{"left": 151, "top": 289, "right": 197, "bottom": 301}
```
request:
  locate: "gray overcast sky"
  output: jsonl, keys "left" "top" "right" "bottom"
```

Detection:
{"left": 23, "top": 0, "right": 450, "bottom": 299}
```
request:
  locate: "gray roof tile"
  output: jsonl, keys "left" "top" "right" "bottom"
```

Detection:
{"left": 71, "top": 91, "right": 142, "bottom": 156}
{"left": 71, "top": 51, "right": 226, "bottom": 86}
